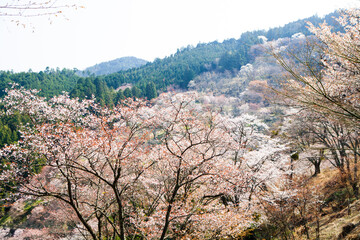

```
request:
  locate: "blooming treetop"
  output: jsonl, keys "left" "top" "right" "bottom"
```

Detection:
{"left": 1, "top": 88, "right": 286, "bottom": 239}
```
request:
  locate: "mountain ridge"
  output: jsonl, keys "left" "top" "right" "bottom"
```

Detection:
{"left": 79, "top": 56, "right": 148, "bottom": 76}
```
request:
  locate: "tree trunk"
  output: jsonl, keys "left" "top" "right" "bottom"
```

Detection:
{"left": 303, "top": 219, "right": 310, "bottom": 240}
{"left": 159, "top": 203, "right": 173, "bottom": 240}
{"left": 352, "top": 182, "right": 359, "bottom": 199}
{"left": 353, "top": 144, "right": 359, "bottom": 199}
{"left": 113, "top": 185, "right": 125, "bottom": 240}
{"left": 160, "top": 182, "right": 180, "bottom": 240}
{"left": 316, "top": 214, "right": 320, "bottom": 240}
{"left": 313, "top": 161, "right": 321, "bottom": 177}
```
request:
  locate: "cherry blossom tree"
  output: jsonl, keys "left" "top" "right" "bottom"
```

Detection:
{"left": 286, "top": 112, "right": 327, "bottom": 176}
{"left": 0, "top": 88, "right": 259, "bottom": 239}
{"left": 270, "top": 9, "right": 360, "bottom": 127}
{"left": 1, "top": 87, "right": 156, "bottom": 239}
{"left": 259, "top": 175, "right": 324, "bottom": 240}
{"left": 0, "top": 0, "right": 80, "bottom": 18}
{"left": 290, "top": 111, "right": 360, "bottom": 196}
{"left": 267, "top": 10, "right": 360, "bottom": 214}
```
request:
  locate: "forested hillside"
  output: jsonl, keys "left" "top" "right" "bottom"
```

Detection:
{"left": 3, "top": 8, "right": 360, "bottom": 240}
{"left": 0, "top": 11, "right": 340, "bottom": 100}
{"left": 100, "top": 12, "right": 340, "bottom": 92}
{"left": 0, "top": 68, "right": 80, "bottom": 98}
{"left": 0, "top": 11, "right": 341, "bottom": 150}
{"left": 79, "top": 56, "right": 148, "bottom": 77}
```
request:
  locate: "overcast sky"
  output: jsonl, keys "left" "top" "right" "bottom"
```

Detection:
{"left": 0, "top": 0, "right": 358, "bottom": 72}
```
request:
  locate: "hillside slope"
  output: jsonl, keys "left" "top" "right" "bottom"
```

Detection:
{"left": 79, "top": 56, "right": 148, "bottom": 76}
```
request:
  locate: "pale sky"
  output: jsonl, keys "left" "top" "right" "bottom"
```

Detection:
{"left": 0, "top": 0, "right": 358, "bottom": 72}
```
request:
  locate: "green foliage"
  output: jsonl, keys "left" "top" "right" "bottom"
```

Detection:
{"left": 0, "top": 110, "right": 44, "bottom": 221}
{"left": 102, "top": 40, "right": 244, "bottom": 91}
{"left": 290, "top": 152, "right": 299, "bottom": 161}
{"left": 123, "top": 88, "right": 132, "bottom": 98}
{"left": 114, "top": 90, "right": 125, "bottom": 105}
{"left": 180, "top": 68, "right": 195, "bottom": 89}
{"left": 0, "top": 112, "right": 30, "bottom": 148}
{"left": 0, "top": 68, "right": 80, "bottom": 98}
{"left": 264, "top": 12, "right": 340, "bottom": 41}
{"left": 0, "top": 150, "right": 46, "bottom": 222}
{"left": 0, "top": 199, "right": 43, "bottom": 227}
{"left": 131, "top": 86, "right": 142, "bottom": 99}
{"left": 70, "top": 77, "right": 95, "bottom": 99}
{"left": 70, "top": 77, "right": 114, "bottom": 106}
{"left": 145, "top": 82, "right": 157, "bottom": 100}
{"left": 218, "top": 50, "right": 247, "bottom": 72}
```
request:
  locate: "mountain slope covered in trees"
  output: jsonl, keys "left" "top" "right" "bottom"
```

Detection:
{"left": 100, "top": 11, "right": 340, "bottom": 92}
{"left": 0, "top": 11, "right": 341, "bottom": 148}
{"left": 0, "top": 11, "right": 340, "bottom": 102}
{"left": 79, "top": 56, "right": 148, "bottom": 77}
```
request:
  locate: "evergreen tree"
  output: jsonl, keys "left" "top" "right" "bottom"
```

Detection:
{"left": 180, "top": 68, "right": 195, "bottom": 89}
{"left": 94, "top": 78, "right": 105, "bottom": 100}
{"left": 123, "top": 88, "right": 133, "bottom": 98}
{"left": 145, "top": 82, "right": 157, "bottom": 100}
{"left": 114, "top": 90, "right": 125, "bottom": 104}
{"left": 131, "top": 86, "right": 142, "bottom": 99}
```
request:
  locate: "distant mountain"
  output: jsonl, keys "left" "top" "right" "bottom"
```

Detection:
{"left": 0, "top": 11, "right": 342, "bottom": 105}
{"left": 99, "top": 11, "right": 341, "bottom": 92}
{"left": 79, "top": 56, "right": 148, "bottom": 76}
